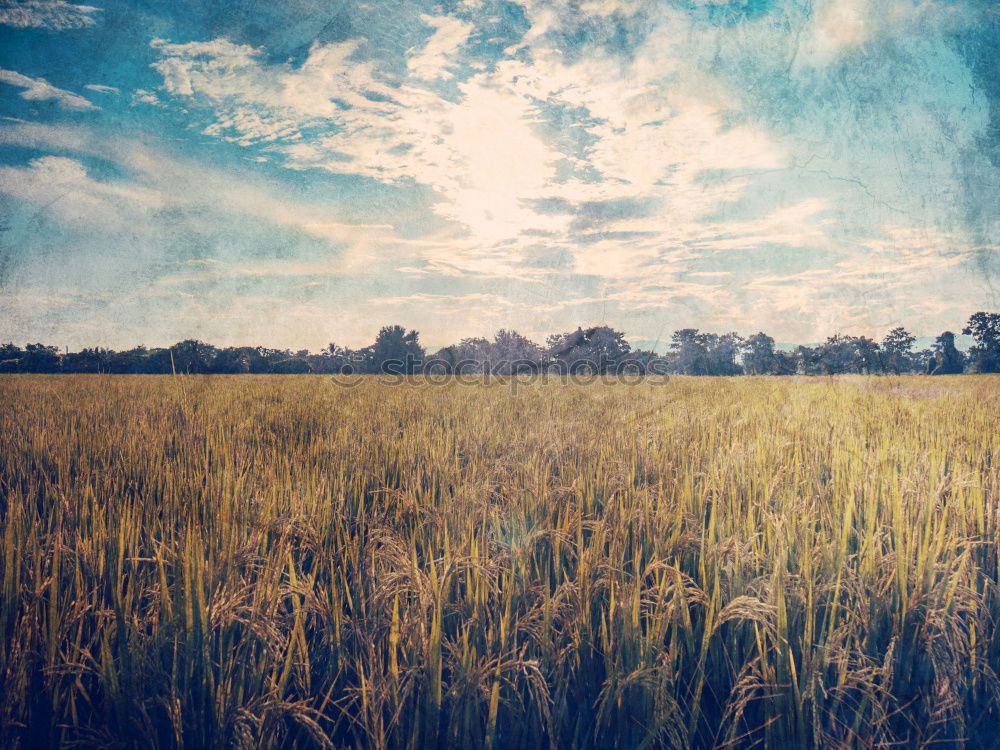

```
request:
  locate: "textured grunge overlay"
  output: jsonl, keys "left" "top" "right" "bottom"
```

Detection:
{"left": 0, "top": 0, "right": 997, "bottom": 350}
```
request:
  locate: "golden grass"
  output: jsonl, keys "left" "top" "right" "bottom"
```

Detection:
{"left": 1, "top": 374, "right": 998, "bottom": 748}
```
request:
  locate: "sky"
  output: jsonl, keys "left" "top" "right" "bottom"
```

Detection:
{"left": 0, "top": 0, "right": 997, "bottom": 351}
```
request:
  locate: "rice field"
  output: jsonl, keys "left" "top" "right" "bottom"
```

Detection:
{"left": 1, "top": 374, "right": 999, "bottom": 749}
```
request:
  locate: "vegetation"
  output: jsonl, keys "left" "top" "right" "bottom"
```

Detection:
{"left": 4, "top": 311, "right": 1000, "bottom": 376}
{"left": 2, "top": 374, "right": 999, "bottom": 748}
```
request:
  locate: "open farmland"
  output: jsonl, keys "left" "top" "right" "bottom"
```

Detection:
{"left": 1, "top": 375, "right": 999, "bottom": 749}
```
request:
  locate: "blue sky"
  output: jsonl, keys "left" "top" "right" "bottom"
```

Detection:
{"left": 0, "top": 0, "right": 997, "bottom": 350}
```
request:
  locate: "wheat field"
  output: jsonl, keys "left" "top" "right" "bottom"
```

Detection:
{"left": 1, "top": 374, "right": 998, "bottom": 749}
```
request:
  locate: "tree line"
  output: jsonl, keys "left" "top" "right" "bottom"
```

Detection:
{"left": 2, "top": 312, "right": 999, "bottom": 376}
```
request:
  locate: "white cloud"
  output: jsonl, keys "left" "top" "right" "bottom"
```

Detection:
{"left": 0, "top": 0, "right": 101, "bottom": 30}
{"left": 407, "top": 15, "right": 474, "bottom": 80}
{"left": 0, "top": 155, "right": 161, "bottom": 228}
{"left": 846, "top": 225, "right": 999, "bottom": 278}
{"left": 131, "top": 88, "right": 163, "bottom": 107}
{"left": 0, "top": 118, "right": 94, "bottom": 152}
{"left": 802, "top": 0, "right": 975, "bottom": 63}
{"left": 0, "top": 122, "right": 403, "bottom": 265}
{"left": 84, "top": 84, "right": 118, "bottom": 94}
{"left": 121, "top": 2, "right": 993, "bottom": 337}
{"left": 690, "top": 199, "right": 835, "bottom": 253}
{"left": 811, "top": 0, "right": 873, "bottom": 57}
{"left": 146, "top": 13, "right": 803, "bottom": 289}
{"left": 0, "top": 68, "right": 97, "bottom": 110}
{"left": 151, "top": 36, "right": 569, "bottom": 251}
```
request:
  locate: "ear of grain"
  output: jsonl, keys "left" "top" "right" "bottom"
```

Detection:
{"left": 0, "top": 374, "right": 998, "bottom": 748}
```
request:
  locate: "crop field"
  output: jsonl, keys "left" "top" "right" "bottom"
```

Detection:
{"left": 1, "top": 374, "right": 999, "bottom": 749}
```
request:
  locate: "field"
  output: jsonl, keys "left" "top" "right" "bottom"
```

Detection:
{"left": 1, "top": 375, "right": 999, "bottom": 749}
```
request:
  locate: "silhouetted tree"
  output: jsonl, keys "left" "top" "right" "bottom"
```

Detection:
{"left": 742, "top": 332, "right": 775, "bottom": 375}
{"left": 491, "top": 329, "right": 545, "bottom": 374}
{"left": 796, "top": 344, "right": 822, "bottom": 375}
{"left": 144, "top": 348, "right": 173, "bottom": 374}
{"left": 808, "top": 335, "right": 860, "bottom": 375}
{"left": 617, "top": 349, "right": 669, "bottom": 375}
{"left": 963, "top": 312, "right": 1000, "bottom": 373}
{"left": 211, "top": 347, "right": 258, "bottom": 374}
{"left": 62, "top": 347, "right": 114, "bottom": 374}
{"left": 670, "top": 330, "right": 743, "bottom": 375}
{"left": 108, "top": 346, "right": 150, "bottom": 374}
{"left": 927, "top": 331, "right": 965, "bottom": 375}
{"left": 437, "top": 331, "right": 546, "bottom": 375}
{"left": 0, "top": 343, "right": 23, "bottom": 373}
{"left": 670, "top": 329, "right": 707, "bottom": 375}
{"left": 452, "top": 337, "right": 492, "bottom": 374}
{"left": 271, "top": 356, "right": 312, "bottom": 374}
{"left": 371, "top": 325, "right": 424, "bottom": 374}
{"left": 316, "top": 343, "right": 356, "bottom": 374}
{"left": 741, "top": 333, "right": 796, "bottom": 375}
{"left": 423, "top": 346, "right": 458, "bottom": 375}
{"left": 5, "top": 315, "right": 994, "bottom": 377}
{"left": 854, "top": 336, "right": 883, "bottom": 374}
{"left": 169, "top": 340, "right": 216, "bottom": 374}
{"left": 709, "top": 333, "right": 744, "bottom": 375}
{"left": 547, "top": 326, "right": 630, "bottom": 374}
{"left": 22, "top": 344, "right": 61, "bottom": 373}
{"left": 881, "top": 327, "right": 915, "bottom": 374}
{"left": 911, "top": 348, "right": 934, "bottom": 374}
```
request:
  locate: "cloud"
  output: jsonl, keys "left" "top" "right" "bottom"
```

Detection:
{"left": 406, "top": 15, "right": 474, "bottom": 80}
{"left": 0, "top": 121, "right": 403, "bottom": 264}
{"left": 846, "top": 225, "right": 1000, "bottom": 279}
{"left": 84, "top": 84, "right": 118, "bottom": 94}
{"left": 150, "top": 36, "right": 569, "bottom": 247}
{"left": 0, "top": 155, "right": 163, "bottom": 230}
{"left": 5, "top": 0, "right": 992, "bottom": 348}
{"left": 0, "top": 68, "right": 96, "bottom": 110}
{"left": 130, "top": 88, "right": 163, "bottom": 107}
{"left": 810, "top": 0, "right": 872, "bottom": 56}
{"left": 0, "top": 0, "right": 100, "bottom": 29}
{"left": 802, "top": 0, "right": 977, "bottom": 63}
{"left": 146, "top": 10, "right": 804, "bottom": 289}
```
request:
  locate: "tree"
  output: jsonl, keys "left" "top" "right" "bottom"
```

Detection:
{"left": 371, "top": 325, "right": 424, "bottom": 374}
{"left": 854, "top": 336, "right": 883, "bottom": 375}
{"left": 796, "top": 344, "right": 822, "bottom": 375}
{"left": 911, "top": 348, "right": 934, "bottom": 375}
{"left": 63, "top": 347, "right": 112, "bottom": 373}
{"left": 617, "top": 349, "right": 669, "bottom": 376}
{"left": 108, "top": 346, "right": 150, "bottom": 374}
{"left": 423, "top": 347, "right": 457, "bottom": 375}
{"left": 670, "top": 330, "right": 743, "bottom": 375}
{"left": 169, "top": 340, "right": 217, "bottom": 374}
{"left": 669, "top": 329, "right": 709, "bottom": 375}
{"left": 881, "top": 327, "right": 915, "bottom": 375}
{"left": 271, "top": 356, "right": 312, "bottom": 374}
{"left": 741, "top": 332, "right": 776, "bottom": 375}
{"left": 547, "top": 326, "right": 630, "bottom": 374}
{"left": 0, "top": 343, "right": 23, "bottom": 373}
{"left": 927, "top": 331, "right": 964, "bottom": 375}
{"left": 453, "top": 337, "right": 492, "bottom": 374}
{"left": 962, "top": 312, "right": 1000, "bottom": 373}
{"left": 708, "top": 333, "right": 744, "bottom": 375}
{"left": 211, "top": 347, "right": 258, "bottom": 374}
{"left": 315, "top": 343, "right": 355, "bottom": 374}
{"left": 22, "top": 343, "right": 61, "bottom": 373}
{"left": 813, "top": 335, "right": 860, "bottom": 375}
{"left": 144, "top": 348, "right": 174, "bottom": 373}
{"left": 491, "top": 329, "right": 545, "bottom": 374}
{"left": 741, "top": 333, "right": 796, "bottom": 375}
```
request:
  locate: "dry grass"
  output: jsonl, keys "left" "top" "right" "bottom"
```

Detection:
{"left": 1, "top": 374, "right": 999, "bottom": 749}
